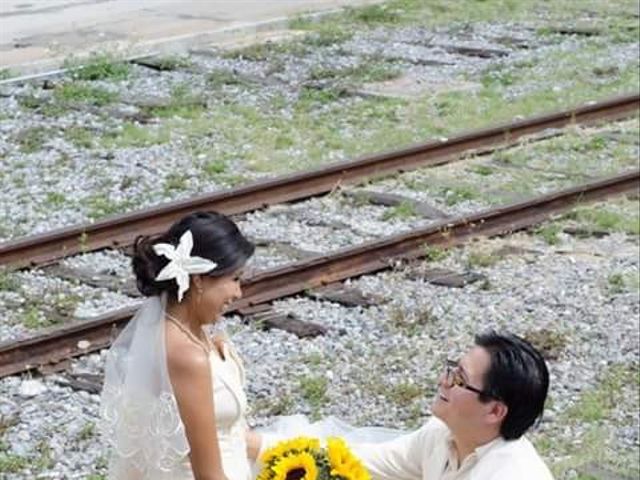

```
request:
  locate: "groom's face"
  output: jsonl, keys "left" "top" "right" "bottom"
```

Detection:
{"left": 431, "top": 346, "right": 494, "bottom": 432}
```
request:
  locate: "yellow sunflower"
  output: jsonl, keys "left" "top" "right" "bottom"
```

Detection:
{"left": 327, "top": 437, "right": 371, "bottom": 480}
{"left": 271, "top": 452, "right": 318, "bottom": 480}
{"left": 260, "top": 437, "right": 321, "bottom": 465}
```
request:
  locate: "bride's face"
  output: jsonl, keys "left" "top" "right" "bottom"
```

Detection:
{"left": 194, "top": 269, "right": 243, "bottom": 323}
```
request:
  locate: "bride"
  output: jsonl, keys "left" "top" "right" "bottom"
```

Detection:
{"left": 100, "top": 210, "right": 402, "bottom": 479}
{"left": 100, "top": 211, "right": 257, "bottom": 480}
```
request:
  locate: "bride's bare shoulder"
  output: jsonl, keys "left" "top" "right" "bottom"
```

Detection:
{"left": 165, "top": 323, "right": 210, "bottom": 374}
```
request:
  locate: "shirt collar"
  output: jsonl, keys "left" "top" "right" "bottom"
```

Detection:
{"left": 446, "top": 432, "right": 505, "bottom": 461}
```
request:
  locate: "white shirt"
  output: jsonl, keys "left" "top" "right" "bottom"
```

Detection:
{"left": 353, "top": 418, "right": 554, "bottom": 480}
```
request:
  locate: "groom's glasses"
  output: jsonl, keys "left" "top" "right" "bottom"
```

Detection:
{"left": 443, "top": 359, "right": 499, "bottom": 400}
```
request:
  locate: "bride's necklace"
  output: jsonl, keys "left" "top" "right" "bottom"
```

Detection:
{"left": 165, "top": 313, "right": 212, "bottom": 355}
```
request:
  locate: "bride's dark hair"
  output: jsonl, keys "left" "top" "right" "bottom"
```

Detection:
{"left": 132, "top": 211, "right": 254, "bottom": 299}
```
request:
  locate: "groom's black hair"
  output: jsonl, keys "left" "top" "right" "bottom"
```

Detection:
{"left": 475, "top": 331, "right": 549, "bottom": 440}
{"left": 133, "top": 211, "right": 254, "bottom": 299}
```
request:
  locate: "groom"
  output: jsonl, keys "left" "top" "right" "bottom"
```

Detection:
{"left": 354, "top": 331, "right": 554, "bottom": 479}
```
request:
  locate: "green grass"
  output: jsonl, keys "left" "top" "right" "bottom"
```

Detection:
{"left": 299, "top": 375, "right": 328, "bottom": 419}
{"left": 163, "top": 173, "right": 189, "bottom": 193}
{"left": 0, "top": 68, "right": 15, "bottom": 80}
{"left": 147, "top": 55, "right": 191, "bottom": 71}
{"left": 223, "top": 40, "right": 309, "bottom": 61}
{"left": 101, "top": 123, "right": 170, "bottom": 148}
{"left": 0, "top": 452, "right": 28, "bottom": 474}
{"left": 0, "top": 270, "right": 20, "bottom": 292}
{"left": 14, "top": 127, "right": 51, "bottom": 153}
{"left": 467, "top": 248, "right": 503, "bottom": 268}
{"left": 535, "top": 223, "right": 563, "bottom": 245}
{"left": 423, "top": 245, "right": 449, "bottom": 262}
{"left": 54, "top": 83, "right": 118, "bottom": 106}
{"left": 141, "top": 84, "right": 206, "bottom": 119}
{"left": 607, "top": 272, "right": 639, "bottom": 295}
{"left": 386, "top": 382, "right": 423, "bottom": 406}
{"left": 309, "top": 60, "right": 402, "bottom": 84}
{"left": 534, "top": 362, "right": 640, "bottom": 478}
{"left": 77, "top": 422, "right": 96, "bottom": 441}
{"left": 45, "top": 192, "right": 67, "bottom": 208}
{"left": 382, "top": 201, "right": 416, "bottom": 220}
{"left": 203, "top": 159, "right": 228, "bottom": 177}
{"left": 65, "top": 53, "right": 130, "bottom": 81}
{"left": 565, "top": 204, "right": 640, "bottom": 236}
{"left": 65, "top": 127, "right": 95, "bottom": 149}
{"left": 442, "top": 185, "right": 478, "bottom": 206}
{"left": 84, "top": 193, "right": 138, "bottom": 220}
{"left": 569, "top": 365, "right": 635, "bottom": 422}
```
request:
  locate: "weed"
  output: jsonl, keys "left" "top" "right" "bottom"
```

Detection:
{"left": 568, "top": 364, "right": 635, "bottom": 423}
{"left": 443, "top": 185, "right": 477, "bottom": 206}
{"left": 102, "top": 123, "right": 170, "bottom": 148}
{"left": 302, "top": 27, "right": 353, "bottom": 47}
{"left": 223, "top": 41, "right": 308, "bottom": 61}
{"left": 85, "top": 194, "right": 138, "bottom": 220}
{"left": 66, "top": 54, "right": 130, "bottom": 81}
{"left": 207, "top": 69, "right": 252, "bottom": 87}
{"left": 0, "top": 452, "right": 28, "bottom": 474}
{"left": 302, "top": 352, "right": 324, "bottom": 367}
{"left": 0, "top": 270, "right": 19, "bottom": 291}
{"left": 309, "top": 61, "right": 401, "bottom": 84}
{"left": 387, "top": 382, "right": 423, "bottom": 406}
{"left": 77, "top": 422, "right": 96, "bottom": 441}
{"left": 296, "top": 86, "right": 348, "bottom": 111}
{"left": 150, "top": 56, "right": 191, "bottom": 71}
{"left": 469, "top": 165, "right": 495, "bottom": 176}
{"left": 253, "top": 396, "right": 294, "bottom": 417}
{"left": 299, "top": 375, "right": 328, "bottom": 419}
{"left": 54, "top": 83, "right": 118, "bottom": 106}
{"left": 21, "top": 305, "right": 63, "bottom": 329}
{"left": 606, "top": 272, "right": 638, "bottom": 295}
{"left": 203, "top": 159, "right": 227, "bottom": 177}
{"left": 524, "top": 328, "right": 568, "bottom": 360}
{"left": 565, "top": 205, "right": 639, "bottom": 236}
{"left": 423, "top": 245, "right": 449, "bottom": 262}
{"left": 164, "top": 173, "right": 189, "bottom": 193}
{"left": 33, "top": 440, "right": 54, "bottom": 471}
{"left": 46, "top": 192, "right": 66, "bottom": 207}
{"left": 18, "top": 95, "right": 43, "bottom": 110}
{"left": 0, "top": 68, "right": 14, "bottom": 80}
{"left": 14, "top": 127, "right": 50, "bottom": 153}
{"left": 346, "top": 4, "right": 402, "bottom": 25}
{"left": 535, "top": 223, "right": 563, "bottom": 245}
{"left": 65, "top": 127, "right": 94, "bottom": 149}
{"left": 467, "top": 248, "right": 502, "bottom": 268}
{"left": 382, "top": 201, "right": 416, "bottom": 220}
{"left": 388, "top": 305, "right": 436, "bottom": 336}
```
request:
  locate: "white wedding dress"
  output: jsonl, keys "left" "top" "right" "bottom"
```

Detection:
{"left": 173, "top": 341, "right": 253, "bottom": 480}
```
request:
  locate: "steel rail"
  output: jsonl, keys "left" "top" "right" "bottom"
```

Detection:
{"left": 1, "top": 93, "right": 638, "bottom": 268}
{"left": 1, "top": 169, "right": 637, "bottom": 378}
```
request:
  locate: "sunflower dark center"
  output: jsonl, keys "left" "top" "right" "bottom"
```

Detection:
{"left": 286, "top": 468, "right": 306, "bottom": 480}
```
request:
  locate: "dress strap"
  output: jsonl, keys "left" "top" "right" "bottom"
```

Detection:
{"left": 165, "top": 313, "right": 212, "bottom": 356}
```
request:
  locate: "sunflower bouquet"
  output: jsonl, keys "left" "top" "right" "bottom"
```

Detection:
{"left": 257, "top": 436, "right": 371, "bottom": 480}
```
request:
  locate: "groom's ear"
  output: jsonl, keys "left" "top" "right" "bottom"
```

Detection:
{"left": 486, "top": 401, "right": 508, "bottom": 426}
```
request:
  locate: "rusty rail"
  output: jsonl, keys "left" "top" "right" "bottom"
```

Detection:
{"left": 1, "top": 93, "right": 638, "bottom": 268}
{"left": 1, "top": 169, "right": 637, "bottom": 378}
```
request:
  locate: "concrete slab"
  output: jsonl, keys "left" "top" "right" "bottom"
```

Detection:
{"left": 0, "top": 0, "right": 381, "bottom": 75}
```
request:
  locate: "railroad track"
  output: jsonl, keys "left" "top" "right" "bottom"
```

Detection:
{"left": 1, "top": 93, "right": 638, "bottom": 269}
{"left": 1, "top": 168, "right": 637, "bottom": 378}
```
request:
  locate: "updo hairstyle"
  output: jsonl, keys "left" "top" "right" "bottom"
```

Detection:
{"left": 132, "top": 211, "right": 254, "bottom": 300}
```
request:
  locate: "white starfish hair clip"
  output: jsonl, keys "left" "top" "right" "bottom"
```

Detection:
{"left": 153, "top": 230, "right": 218, "bottom": 302}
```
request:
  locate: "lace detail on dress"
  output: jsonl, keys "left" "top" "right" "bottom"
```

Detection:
{"left": 100, "top": 352, "right": 189, "bottom": 478}
{"left": 99, "top": 296, "right": 190, "bottom": 479}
